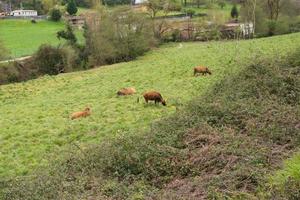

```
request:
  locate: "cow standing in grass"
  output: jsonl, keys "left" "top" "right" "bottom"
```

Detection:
{"left": 143, "top": 91, "right": 166, "bottom": 106}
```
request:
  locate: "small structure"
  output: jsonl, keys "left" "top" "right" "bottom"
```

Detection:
{"left": 222, "top": 22, "right": 254, "bottom": 39}
{"left": 10, "top": 10, "right": 37, "bottom": 17}
{"left": 133, "top": 0, "right": 147, "bottom": 4}
{"left": 67, "top": 16, "right": 85, "bottom": 29}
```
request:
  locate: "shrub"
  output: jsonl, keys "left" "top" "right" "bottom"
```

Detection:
{"left": 102, "top": 0, "right": 131, "bottom": 6}
{"left": 33, "top": 45, "right": 78, "bottom": 75}
{"left": 66, "top": 0, "right": 78, "bottom": 15}
{"left": 182, "top": 8, "right": 196, "bottom": 18}
{"left": 171, "top": 29, "right": 181, "bottom": 41}
{"left": 49, "top": 8, "right": 62, "bottom": 22}
{"left": 231, "top": 4, "right": 239, "bottom": 19}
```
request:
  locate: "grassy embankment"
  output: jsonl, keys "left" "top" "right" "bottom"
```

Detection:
{"left": 1, "top": 33, "right": 299, "bottom": 199}
{"left": 0, "top": 33, "right": 299, "bottom": 191}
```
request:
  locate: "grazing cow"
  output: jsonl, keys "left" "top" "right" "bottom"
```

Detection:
{"left": 194, "top": 66, "right": 212, "bottom": 76}
{"left": 143, "top": 91, "right": 166, "bottom": 106}
{"left": 71, "top": 107, "right": 91, "bottom": 120}
{"left": 117, "top": 87, "right": 136, "bottom": 96}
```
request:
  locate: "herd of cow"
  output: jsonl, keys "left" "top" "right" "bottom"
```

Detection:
{"left": 70, "top": 66, "right": 212, "bottom": 120}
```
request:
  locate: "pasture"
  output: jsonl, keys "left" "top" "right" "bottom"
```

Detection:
{"left": 0, "top": 19, "right": 83, "bottom": 59}
{"left": 0, "top": 33, "right": 300, "bottom": 177}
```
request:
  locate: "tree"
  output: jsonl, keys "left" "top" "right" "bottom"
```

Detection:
{"left": 57, "top": 24, "right": 77, "bottom": 45}
{"left": 49, "top": 8, "right": 62, "bottom": 21}
{"left": 84, "top": 6, "right": 155, "bottom": 66}
{"left": 240, "top": 0, "right": 257, "bottom": 33}
{"left": 66, "top": 0, "right": 78, "bottom": 15}
{"left": 145, "top": 0, "right": 164, "bottom": 19}
{"left": 42, "top": 0, "right": 59, "bottom": 13}
{"left": 231, "top": 4, "right": 239, "bottom": 19}
{"left": 266, "top": 0, "right": 280, "bottom": 20}
{"left": 218, "top": 0, "right": 226, "bottom": 9}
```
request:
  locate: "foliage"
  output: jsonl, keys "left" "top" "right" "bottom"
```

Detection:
{"left": 66, "top": 0, "right": 78, "bottom": 15}
{"left": 145, "top": 0, "right": 165, "bottom": 18}
{"left": 85, "top": 6, "right": 156, "bottom": 66}
{"left": 42, "top": 0, "right": 59, "bottom": 13}
{"left": 33, "top": 44, "right": 77, "bottom": 75}
{"left": 102, "top": 0, "right": 131, "bottom": 6}
{"left": 49, "top": 8, "right": 62, "bottom": 21}
{"left": 57, "top": 24, "right": 77, "bottom": 45}
{"left": 0, "top": 59, "right": 38, "bottom": 84}
{"left": 218, "top": 0, "right": 225, "bottom": 9}
{"left": 1, "top": 36, "right": 299, "bottom": 199}
{"left": 230, "top": 4, "right": 239, "bottom": 19}
{"left": 182, "top": 8, "right": 196, "bottom": 17}
{"left": 240, "top": 0, "right": 300, "bottom": 36}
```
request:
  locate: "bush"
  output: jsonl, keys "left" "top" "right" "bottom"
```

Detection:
{"left": 102, "top": 0, "right": 131, "bottom": 6}
{"left": 231, "top": 4, "right": 239, "bottom": 19}
{"left": 182, "top": 8, "right": 196, "bottom": 18}
{"left": 33, "top": 45, "right": 78, "bottom": 75}
{"left": 49, "top": 8, "right": 62, "bottom": 22}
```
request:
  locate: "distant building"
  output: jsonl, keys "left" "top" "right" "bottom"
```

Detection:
{"left": 67, "top": 16, "right": 85, "bottom": 29}
{"left": 134, "top": 0, "right": 147, "bottom": 4}
{"left": 10, "top": 10, "right": 37, "bottom": 17}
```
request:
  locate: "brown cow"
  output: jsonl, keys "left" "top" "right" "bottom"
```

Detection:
{"left": 143, "top": 91, "right": 166, "bottom": 106}
{"left": 117, "top": 87, "right": 136, "bottom": 96}
{"left": 71, "top": 107, "right": 91, "bottom": 120}
{"left": 194, "top": 66, "right": 212, "bottom": 76}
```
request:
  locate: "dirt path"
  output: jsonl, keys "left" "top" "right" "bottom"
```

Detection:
{"left": 0, "top": 56, "right": 32, "bottom": 64}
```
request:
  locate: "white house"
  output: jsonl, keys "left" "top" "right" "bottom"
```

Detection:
{"left": 10, "top": 10, "right": 37, "bottom": 17}
{"left": 134, "top": 0, "right": 147, "bottom": 4}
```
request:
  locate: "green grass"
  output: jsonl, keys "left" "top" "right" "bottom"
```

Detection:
{"left": 0, "top": 19, "right": 64, "bottom": 58}
{"left": 0, "top": 33, "right": 299, "bottom": 178}
{"left": 156, "top": 2, "right": 236, "bottom": 20}
{"left": 0, "top": 19, "right": 83, "bottom": 59}
{"left": 271, "top": 154, "right": 300, "bottom": 184}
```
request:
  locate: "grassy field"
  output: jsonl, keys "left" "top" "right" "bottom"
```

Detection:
{"left": 0, "top": 19, "right": 65, "bottom": 58}
{"left": 0, "top": 33, "right": 300, "bottom": 178}
{"left": 156, "top": 2, "right": 236, "bottom": 20}
{"left": 0, "top": 19, "right": 83, "bottom": 59}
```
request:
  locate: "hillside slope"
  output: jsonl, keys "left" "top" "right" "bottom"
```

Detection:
{"left": 0, "top": 33, "right": 300, "bottom": 178}
{"left": 1, "top": 35, "right": 299, "bottom": 200}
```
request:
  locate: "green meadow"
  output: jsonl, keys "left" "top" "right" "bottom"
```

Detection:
{"left": 0, "top": 33, "right": 300, "bottom": 177}
{"left": 0, "top": 19, "right": 83, "bottom": 59}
